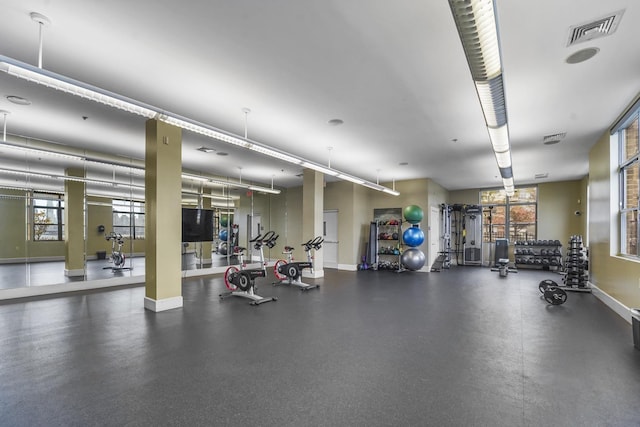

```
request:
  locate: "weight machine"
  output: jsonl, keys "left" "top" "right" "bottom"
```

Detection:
{"left": 462, "top": 205, "right": 482, "bottom": 265}
{"left": 435, "top": 204, "right": 484, "bottom": 268}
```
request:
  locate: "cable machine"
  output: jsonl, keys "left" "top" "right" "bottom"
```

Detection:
{"left": 462, "top": 205, "right": 482, "bottom": 265}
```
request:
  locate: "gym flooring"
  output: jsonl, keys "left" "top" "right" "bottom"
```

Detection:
{"left": 1, "top": 267, "right": 639, "bottom": 426}
{"left": 0, "top": 253, "right": 235, "bottom": 289}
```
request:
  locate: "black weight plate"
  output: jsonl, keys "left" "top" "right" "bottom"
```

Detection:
{"left": 538, "top": 279, "right": 557, "bottom": 293}
{"left": 543, "top": 287, "right": 567, "bottom": 305}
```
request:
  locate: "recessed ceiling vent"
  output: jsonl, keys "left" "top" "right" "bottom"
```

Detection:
{"left": 535, "top": 173, "right": 549, "bottom": 180}
{"left": 543, "top": 132, "right": 566, "bottom": 145}
{"left": 567, "top": 10, "right": 624, "bottom": 46}
{"left": 197, "top": 146, "right": 216, "bottom": 153}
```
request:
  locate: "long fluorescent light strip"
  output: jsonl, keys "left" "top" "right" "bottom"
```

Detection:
{"left": 0, "top": 167, "right": 145, "bottom": 188}
{"left": 0, "top": 55, "right": 398, "bottom": 196}
{"left": 449, "top": 0, "right": 515, "bottom": 193}
{"left": 0, "top": 142, "right": 85, "bottom": 161}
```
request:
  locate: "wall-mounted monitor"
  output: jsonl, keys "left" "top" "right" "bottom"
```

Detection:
{"left": 182, "top": 208, "right": 214, "bottom": 242}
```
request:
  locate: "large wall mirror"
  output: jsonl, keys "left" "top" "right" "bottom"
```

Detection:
{"left": 0, "top": 69, "right": 286, "bottom": 295}
{"left": 0, "top": 143, "right": 284, "bottom": 292}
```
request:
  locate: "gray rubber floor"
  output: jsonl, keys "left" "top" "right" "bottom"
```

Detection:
{"left": 1, "top": 267, "right": 639, "bottom": 426}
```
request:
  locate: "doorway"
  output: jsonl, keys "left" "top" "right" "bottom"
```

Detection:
{"left": 323, "top": 210, "right": 338, "bottom": 268}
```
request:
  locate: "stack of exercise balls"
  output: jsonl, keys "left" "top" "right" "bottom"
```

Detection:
{"left": 401, "top": 205, "right": 426, "bottom": 271}
{"left": 217, "top": 214, "right": 234, "bottom": 255}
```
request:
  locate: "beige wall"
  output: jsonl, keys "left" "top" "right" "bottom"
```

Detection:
{"left": 284, "top": 186, "right": 303, "bottom": 256}
{"left": 0, "top": 190, "right": 27, "bottom": 260}
{"left": 0, "top": 189, "right": 66, "bottom": 260}
{"left": 323, "top": 177, "right": 447, "bottom": 267}
{"left": 589, "top": 129, "right": 640, "bottom": 308}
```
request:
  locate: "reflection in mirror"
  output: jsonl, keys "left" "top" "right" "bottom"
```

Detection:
{"left": 0, "top": 187, "right": 29, "bottom": 290}
{"left": 180, "top": 183, "right": 239, "bottom": 271}
{"left": 85, "top": 161, "right": 145, "bottom": 281}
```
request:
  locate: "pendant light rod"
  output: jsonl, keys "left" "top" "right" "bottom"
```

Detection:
{"left": 242, "top": 108, "right": 251, "bottom": 140}
{"left": 30, "top": 12, "right": 50, "bottom": 69}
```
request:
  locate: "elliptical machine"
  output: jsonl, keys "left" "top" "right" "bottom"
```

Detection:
{"left": 220, "top": 231, "right": 278, "bottom": 305}
{"left": 272, "top": 236, "right": 323, "bottom": 291}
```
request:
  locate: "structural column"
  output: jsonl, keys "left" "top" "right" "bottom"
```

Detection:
{"left": 144, "top": 119, "right": 183, "bottom": 312}
{"left": 200, "top": 188, "right": 213, "bottom": 265}
{"left": 302, "top": 169, "right": 324, "bottom": 278}
{"left": 64, "top": 167, "right": 85, "bottom": 277}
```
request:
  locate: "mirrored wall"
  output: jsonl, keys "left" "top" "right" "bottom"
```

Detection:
{"left": 0, "top": 141, "right": 285, "bottom": 292}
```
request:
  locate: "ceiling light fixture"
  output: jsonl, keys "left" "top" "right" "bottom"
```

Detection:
{"left": 0, "top": 167, "right": 145, "bottom": 188}
{"left": 0, "top": 142, "right": 85, "bottom": 161}
{"left": 1, "top": 110, "right": 9, "bottom": 142}
{"left": 6, "top": 95, "right": 31, "bottom": 105}
{"left": 565, "top": 47, "right": 600, "bottom": 64}
{"left": 0, "top": 54, "right": 399, "bottom": 196}
{"left": 449, "top": 0, "right": 515, "bottom": 196}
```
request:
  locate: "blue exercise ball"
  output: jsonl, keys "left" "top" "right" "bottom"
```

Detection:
{"left": 402, "top": 226, "right": 425, "bottom": 247}
{"left": 401, "top": 248, "right": 426, "bottom": 271}
{"left": 219, "top": 229, "right": 229, "bottom": 241}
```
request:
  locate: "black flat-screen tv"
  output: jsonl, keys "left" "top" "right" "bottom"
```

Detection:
{"left": 182, "top": 208, "right": 214, "bottom": 242}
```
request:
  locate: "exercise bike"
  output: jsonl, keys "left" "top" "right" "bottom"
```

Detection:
{"left": 220, "top": 231, "right": 278, "bottom": 305}
{"left": 272, "top": 236, "right": 323, "bottom": 291}
{"left": 103, "top": 231, "right": 131, "bottom": 271}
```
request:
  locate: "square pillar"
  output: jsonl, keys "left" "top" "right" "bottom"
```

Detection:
{"left": 199, "top": 189, "right": 213, "bottom": 264}
{"left": 64, "top": 168, "right": 85, "bottom": 277}
{"left": 144, "top": 119, "right": 183, "bottom": 312}
{"left": 302, "top": 169, "right": 324, "bottom": 278}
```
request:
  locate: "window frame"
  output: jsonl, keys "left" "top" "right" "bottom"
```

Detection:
{"left": 617, "top": 109, "right": 640, "bottom": 257}
{"left": 112, "top": 199, "right": 145, "bottom": 240}
{"left": 32, "top": 192, "right": 64, "bottom": 241}
{"left": 480, "top": 186, "right": 538, "bottom": 243}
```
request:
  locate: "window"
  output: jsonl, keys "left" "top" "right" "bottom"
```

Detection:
{"left": 618, "top": 112, "right": 640, "bottom": 256}
{"left": 480, "top": 187, "right": 537, "bottom": 242}
{"left": 32, "top": 192, "right": 64, "bottom": 241}
{"left": 112, "top": 199, "right": 145, "bottom": 239}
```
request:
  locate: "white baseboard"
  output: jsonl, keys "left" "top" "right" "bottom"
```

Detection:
{"left": 303, "top": 269, "right": 324, "bottom": 279}
{"left": 64, "top": 268, "right": 85, "bottom": 277}
{"left": 590, "top": 282, "right": 633, "bottom": 324}
{"left": 337, "top": 263, "right": 357, "bottom": 271}
{"left": 0, "top": 275, "right": 144, "bottom": 301}
{"left": 144, "top": 296, "right": 183, "bottom": 312}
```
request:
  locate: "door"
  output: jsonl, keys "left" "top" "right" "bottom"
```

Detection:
{"left": 429, "top": 206, "right": 440, "bottom": 269}
{"left": 323, "top": 210, "right": 338, "bottom": 268}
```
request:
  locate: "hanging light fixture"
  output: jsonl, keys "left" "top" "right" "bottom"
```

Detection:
{"left": 449, "top": 0, "right": 515, "bottom": 196}
{"left": 0, "top": 54, "right": 399, "bottom": 196}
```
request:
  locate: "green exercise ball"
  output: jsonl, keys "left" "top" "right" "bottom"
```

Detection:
{"left": 220, "top": 214, "right": 233, "bottom": 228}
{"left": 403, "top": 205, "right": 424, "bottom": 224}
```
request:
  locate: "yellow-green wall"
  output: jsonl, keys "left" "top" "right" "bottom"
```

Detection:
{"left": 0, "top": 190, "right": 27, "bottom": 260}
{"left": 589, "top": 129, "right": 640, "bottom": 308}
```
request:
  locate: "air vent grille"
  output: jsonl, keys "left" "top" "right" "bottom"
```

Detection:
{"left": 534, "top": 173, "right": 549, "bottom": 180}
{"left": 567, "top": 10, "right": 624, "bottom": 46}
{"left": 543, "top": 133, "right": 566, "bottom": 145}
{"left": 197, "top": 146, "right": 216, "bottom": 153}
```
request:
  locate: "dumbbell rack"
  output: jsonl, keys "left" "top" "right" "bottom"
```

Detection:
{"left": 560, "top": 235, "right": 590, "bottom": 292}
{"left": 514, "top": 240, "right": 563, "bottom": 271}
